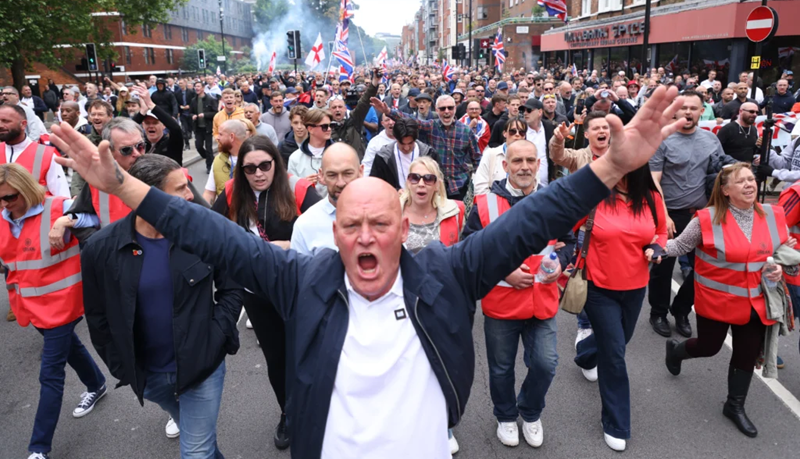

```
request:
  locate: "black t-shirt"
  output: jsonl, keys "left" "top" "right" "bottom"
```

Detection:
{"left": 716, "top": 121, "right": 758, "bottom": 163}
{"left": 719, "top": 98, "right": 757, "bottom": 121}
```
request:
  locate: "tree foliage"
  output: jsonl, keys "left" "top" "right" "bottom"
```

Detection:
{"left": 0, "top": 0, "right": 187, "bottom": 88}
{"left": 181, "top": 36, "right": 253, "bottom": 75}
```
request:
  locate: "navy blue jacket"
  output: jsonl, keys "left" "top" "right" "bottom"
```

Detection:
{"left": 134, "top": 165, "right": 610, "bottom": 458}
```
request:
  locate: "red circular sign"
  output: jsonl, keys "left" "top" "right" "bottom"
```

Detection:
{"left": 745, "top": 6, "right": 779, "bottom": 43}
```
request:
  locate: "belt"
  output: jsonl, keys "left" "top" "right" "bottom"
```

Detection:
{"left": 668, "top": 207, "right": 699, "bottom": 215}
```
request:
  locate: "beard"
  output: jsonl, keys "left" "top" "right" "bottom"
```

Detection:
{"left": 0, "top": 126, "right": 23, "bottom": 142}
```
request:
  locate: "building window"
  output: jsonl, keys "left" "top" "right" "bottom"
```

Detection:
{"left": 164, "top": 25, "right": 172, "bottom": 40}
{"left": 124, "top": 46, "right": 132, "bottom": 65}
{"left": 144, "top": 47, "right": 157, "bottom": 65}
{"left": 477, "top": 6, "right": 488, "bottom": 20}
{"left": 181, "top": 27, "right": 189, "bottom": 42}
{"left": 121, "top": 19, "right": 127, "bottom": 35}
{"left": 231, "top": 36, "right": 236, "bottom": 47}
{"left": 143, "top": 24, "right": 153, "bottom": 38}
{"left": 150, "top": 48, "right": 156, "bottom": 65}
{"left": 598, "top": 0, "right": 622, "bottom": 12}
{"left": 581, "top": 0, "right": 592, "bottom": 16}
{"left": 166, "top": 49, "right": 174, "bottom": 64}
{"left": 198, "top": 29, "right": 204, "bottom": 40}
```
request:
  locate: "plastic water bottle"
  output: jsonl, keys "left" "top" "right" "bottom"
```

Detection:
{"left": 765, "top": 257, "right": 778, "bottom": 289}
{"left": 536, "top": 252, "right": 559, "bottom": 283}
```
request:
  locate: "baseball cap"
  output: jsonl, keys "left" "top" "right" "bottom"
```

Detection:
{"left": 786, "top": 71, "right": 794, "bottom": 76}
{"left": 407, "top": 88, "right": 421, "bottom": 98}
{"left": 523, "top": 98, "right": 543, "bottom": 111}
{"left": 284, "top": 87, "right": 297, "bottom": 94}
{"left": 497, "top": 81, "right": 509, "bottom": 90}
{"left": 415, "top": 93, "right": 433, "bottom": 102}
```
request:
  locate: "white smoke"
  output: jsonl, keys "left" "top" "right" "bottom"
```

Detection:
{"left": 251, "top": 2, "right": 335, "bottom": 72}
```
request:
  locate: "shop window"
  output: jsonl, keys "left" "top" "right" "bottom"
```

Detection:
{"left": 690, "top": 39, "right": 732, "bottom": 86}
{"left": 754, "top": 36, "right": 800, "bottom": 90}
{"left": 609, "top": 46, "right": 627, "bottom": 75}
{"left": 657, "top": 42, "right": 691, "bottom": 77}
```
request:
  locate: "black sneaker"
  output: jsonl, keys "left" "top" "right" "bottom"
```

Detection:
{"left": 274, "top": 413, "right": 290, "bottom": 450}
{"left": 72, "top": 384, "right": 107, "bottom": 418}
{"left": 650, "top": 316, "right": 672, "bottom": 337}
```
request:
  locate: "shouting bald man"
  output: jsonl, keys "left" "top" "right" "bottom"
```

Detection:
{"left": 51, "top": 86, "right": 686, "bottom": 459}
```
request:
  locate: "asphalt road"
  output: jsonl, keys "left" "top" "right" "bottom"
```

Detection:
{"left": 1, "top": 159, "right": 799, "bottom": 458}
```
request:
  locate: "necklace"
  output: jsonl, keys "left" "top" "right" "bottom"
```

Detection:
{"left": 737, "top": 123, "right": 752, "bottom": 137}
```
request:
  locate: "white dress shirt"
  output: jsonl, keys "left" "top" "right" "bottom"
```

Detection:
{"left": 321, "top": 272, "right": 449, "bottom": 459}
{"left": 290, "top": 198, "right": 337, "bottom": 255}
{"left": 4, "top": 137, "right": 70, "bottom": 197}
{"left": 362, "top": 130, "right": 395, "bottom": 176}
{"left": 526, "top": 124, "right": 549, "bottom": 186}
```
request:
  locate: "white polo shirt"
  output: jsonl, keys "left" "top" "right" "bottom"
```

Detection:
{"left": 526, "top": 123, "right": 549, "bottom": 186}
{"left": 290, "top": 198, "right": 337, "bottom": 255}
{"left": 321, "top": 272, "right": 449, "bottom": 459}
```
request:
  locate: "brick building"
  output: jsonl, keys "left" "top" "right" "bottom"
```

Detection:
{"left": 3, "top": 0, "right": 254, "bottom": 89}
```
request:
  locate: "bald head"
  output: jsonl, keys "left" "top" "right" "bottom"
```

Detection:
{"left": 221, "top": 119, "right": 248, "bottom": 140}
{"left": 337, "top": 178, "right": 401, "bottom": 220}
{"left": 320, "top": 143, "right": 364, "bottom": 205}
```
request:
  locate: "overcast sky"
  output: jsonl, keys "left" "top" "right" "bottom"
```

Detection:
{"left": 355, "top": 0, "right": 420, "bottom": 37}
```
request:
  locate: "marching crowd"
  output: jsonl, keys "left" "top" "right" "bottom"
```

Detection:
{"left": 2, "top": 60, "right": 800, "bottom": 459}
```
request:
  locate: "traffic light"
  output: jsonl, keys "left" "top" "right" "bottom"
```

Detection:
{"left": 458, "top": 44, "right": 466, "bottom": 60}
{"left": 198, "top": 49, "right": 206, "bottom": 69}
{"left": 293, "top": 30, "right": 302, "bottom": 60}
{"left": 287, "top": 31, "right": 297, "bottom": 59}
{"left": 86, "top": 43, "right": 98, "bottom": 72}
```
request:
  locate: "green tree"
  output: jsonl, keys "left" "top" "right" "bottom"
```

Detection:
{"left": 182, "top": 36, "right": 252, "bottom": 74}
{"left": 0, "top": 0, "right": 187, "bottom": 89}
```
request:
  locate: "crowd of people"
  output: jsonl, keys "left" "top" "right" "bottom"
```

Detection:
{"left": 1, "top": 60, "right": 799, "bottom": 459}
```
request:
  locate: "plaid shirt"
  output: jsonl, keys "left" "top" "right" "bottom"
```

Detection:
{"left": 390, "top": 109, "right": 481, "bottom": 195}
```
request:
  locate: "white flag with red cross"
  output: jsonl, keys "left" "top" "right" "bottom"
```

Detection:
{"left": 305, "top": 33, "right": 326, "bottom": 69}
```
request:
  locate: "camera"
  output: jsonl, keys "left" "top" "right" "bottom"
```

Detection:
{"left": 344, "top": 88, "right": 359, "bottom": 107}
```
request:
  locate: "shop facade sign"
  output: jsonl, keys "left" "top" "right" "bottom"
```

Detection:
{"left": 564, "top": 21, "right": 646, "bottom": 49}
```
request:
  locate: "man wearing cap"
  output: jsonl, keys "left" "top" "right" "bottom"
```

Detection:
{"left": 451, "top": 88, "right": 465, "bottom": 107}
{"left": 150, "top": 79, "right": 179, "bottom": 118}
{"left": 400, "top": 88, "right": 421, "bottom": 116}
{"left": 522, "top": 98, "right": 555, "bottom": 186}
{"left": 129, "top": 84, "right": 184, "bottom": 166}
{"left": 414, "top": 92, "right": 437, "bottom": 121}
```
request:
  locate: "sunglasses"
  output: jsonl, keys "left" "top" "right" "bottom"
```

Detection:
{"left": 0, "top": 193, "right": 19, "bottom": 204}
{"left": 118, "top": 141, "right": 146, "bottom": 156}
{"left": 242, "top": 160, "right": 273, "bottom": 175}
{"left": 437, "top": 105, "right": 455, "bottom": 112}
{"left": 543, "top": 87, "right": 554, "bottom": 91}
{"left": 309, "top": 123, "right": 331, "bottom": 131}
{"left": 408, "top": 173, "right": 437, "bottom": 185}
{"left": 741, "top": 109, "right": 759, "bottom": 114}
{"left": 506, "top": 128, "right": 524, "bottom": 136}
{"left": 522, "top": 107, "right": 538, "bottom": 113}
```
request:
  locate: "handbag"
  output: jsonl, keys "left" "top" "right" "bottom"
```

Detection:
{"left": 560, "top": 208, "right": 597, "bottom": 315}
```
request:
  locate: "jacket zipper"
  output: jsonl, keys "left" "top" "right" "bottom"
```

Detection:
{"left": 413, "top": 297, "right": 461, "bottom": 420}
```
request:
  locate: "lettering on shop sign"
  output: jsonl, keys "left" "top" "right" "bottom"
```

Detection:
{"left": 564, "top": 21, "right": 646, "bottom": 49}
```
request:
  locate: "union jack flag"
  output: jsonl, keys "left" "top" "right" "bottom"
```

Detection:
{"left": 442, "top": 60, "right": 455, "bottom": 82}
{"left": 492, "top": 29, "right": 505, "bottom": 72}
{"left": 537, "top": 0, "right": 568, "bottom": 23}
{"left": 333, "top": 47, "right": 355, "bottom": 78}
{"left": 665, "top": 54, "right": 680, "bottom": 73}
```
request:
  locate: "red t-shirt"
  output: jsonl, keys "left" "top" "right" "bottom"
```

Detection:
{"left": 576, "top": 192, "right": 668, "bottom": 291}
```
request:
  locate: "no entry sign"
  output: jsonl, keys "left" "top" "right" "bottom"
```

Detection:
{"left": 745, "top": 6, "right": 779, "bottom": 43}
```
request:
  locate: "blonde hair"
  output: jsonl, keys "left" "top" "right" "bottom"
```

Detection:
{"left": 0, "top": 164, "right": 46, "bottom": 213}
{"left": 707, "top": 162, "right": 764, "bottom": 225}
{"left": 401, "top": 156, "right": 447, "bottom": 209}
{"left": 239, "top": 119, "right": 257, "bottom": 138}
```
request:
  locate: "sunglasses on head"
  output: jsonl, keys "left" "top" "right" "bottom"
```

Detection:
{"left": 242, "top": 160, "right": 273, "bottom": 175}
{"left": 0, "top": 193, "right": 19, "bottom": 204}
{"left": 309, "top": 123, "right": 331, "bottom": 131}
{"left": 543, "top": 94, "right": 556, "bottom": 99}
{"left": 118, "top": 141, "right": 146, "bottom": 156}
{"left": 408, "top": 173, "right": 437, "bottom": 185}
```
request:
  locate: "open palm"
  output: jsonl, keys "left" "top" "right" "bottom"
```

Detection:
{"left": 604, "top": 85, "right": 683, "bottom": 173}
{"left": 50, "top": 122, "right": 123, "bottom": 194}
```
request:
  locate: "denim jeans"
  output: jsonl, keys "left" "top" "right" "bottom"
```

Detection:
{"left": 143, "top": 361, "right": 226, "bottom": 459}
{"left": 787, "top": 284, "right": 800, "bottom": 355}
{"left": 484, "top": 315, "right": 558, "bottom": 423}
{"left": 30, "top": 317, "right": 106, "bottom": 454}
{"left": 574, "top": 282, "right": 645, "bottom": 439}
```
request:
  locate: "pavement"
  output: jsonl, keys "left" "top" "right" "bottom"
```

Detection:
{"left": 1, "top": 160, "right": 800, "bottom": 458}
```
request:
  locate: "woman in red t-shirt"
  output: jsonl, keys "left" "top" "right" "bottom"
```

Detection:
{"left": 573, "top": 163, "right": 667, "bottom": 452}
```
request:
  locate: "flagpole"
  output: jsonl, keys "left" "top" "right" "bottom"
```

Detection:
{"left": 323, "top": 39, "right": 335, "bottom": 86}
{"left": 353, "top": 22, "right": 369, "bottom": 69}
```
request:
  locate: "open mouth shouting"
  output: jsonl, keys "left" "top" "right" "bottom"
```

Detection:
{"left": 357, "top": 252, "right": 379, "bottom": 277}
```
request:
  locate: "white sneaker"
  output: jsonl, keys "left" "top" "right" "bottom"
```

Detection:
{"left": 522, "top": 419, "right": 543, "bottom": 448}
{"left": 448, "top": 429, "right": 459, "bottom": 454}
{"left": 582, "top": 366, "right": 598, "bottom": 382}
{"left": 246, "top": 318, "right": 253, "bottom": 329}
{"left": 604, "top": 432, "right": 626, "bottom": 451}
{"left": 575, "top": 328, "right": 593, "bottom": 349}
{"left": 28, "top": 453, "right": 48, "bottom": 459}
{"left": 496, "top": 421, "right": 519, "bottom": 446}
{"left": 165, "top": 417, "right": 180, "bottom": 439}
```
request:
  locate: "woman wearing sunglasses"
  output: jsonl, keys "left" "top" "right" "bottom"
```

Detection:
{"left": 211, "top": 135, "right": 320, "bottom": 451}
{"left": 0, "top": 164, "right": 107, "bottom": 459}
{"left": 234, "top": 89, "right": 244, "bottom": 108}
{"left": 473, "top": 119, "right": 527, "bottom": 195}
{"left": 399, "top": 156, "right": 465, "bottom": 455}
{"left": 287, "top": 109, "right": 333, "bottom": 197}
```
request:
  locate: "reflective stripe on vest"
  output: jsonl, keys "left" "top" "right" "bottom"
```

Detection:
{"left": 699, "top": 205, "right": 780, "bottom": 272}
{"left": 2, "top": 197, "right": 80, "bottom": 272}
{"left": 98, "top": 191, "right": 112, "bottom": 227}
{"left": 8, "top": 272, "right": 82, "bottom": 298}
{"left": 695, "top": 272, "right": 762, "bottom": 298}
{"left": 31, "top": 144, "right": 46, "bottom": 183}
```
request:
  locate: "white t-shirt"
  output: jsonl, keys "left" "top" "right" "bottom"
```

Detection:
{"left": 308, "top": 144, "right": 325, "bottom": 158}
{"left": 526, "top": 124, "right": 549, "bottom": 186}
{"left": 394, "top": 143, "right": 418, "bottom": 190}
{"left": 321, "top": 272, "right": 449, "bottom": 459}
{"left": 363, "top": 131, "right": 395, "bottom": 176}
{"left": 205, "top": 155, "right": 238, "bottom": 192}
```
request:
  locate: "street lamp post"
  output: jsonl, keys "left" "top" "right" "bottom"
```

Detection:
{"left": 468, "top": 0, "right": 473, "bottom": 69}
{"left": 219, "top": 0, "right": 226, "bottom": 74}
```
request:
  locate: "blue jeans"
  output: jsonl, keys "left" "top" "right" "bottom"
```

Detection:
{"left": 484, "top": 315, "right": 558, "bottom": 423}
{"left": 787, "top": 284, "right": 800, "bottom": 354}
{"left": 143, "top": 361, "right": 226, "bottom": 459}
{"left": 574, "top": 282, "right": 645, "bottom": 439}
{"left": 30, "top": 317, "right": 106, "bottom": 454}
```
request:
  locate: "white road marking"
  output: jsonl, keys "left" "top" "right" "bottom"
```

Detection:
{"left": 237, "top": 307, "right": 246, "bottom": 325}
{"left": 671, "top": 280, "right": 800, "bottom": 420}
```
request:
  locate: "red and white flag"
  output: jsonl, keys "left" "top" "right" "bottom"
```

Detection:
{"left": 305, "top": 33, "right": 326, "bottom": 69}
{"left": 376, "top": 46, "right": 388, "bottom": 64}
{"left": 268, "top": 51, "right": 276, "bottom": 74}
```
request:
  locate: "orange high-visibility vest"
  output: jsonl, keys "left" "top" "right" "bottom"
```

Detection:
{"left": 694, "top": 204, "right": 788, "bottom": 326}
{"left": 779, "top": 182, "right": 800, "bottom": 286}
{"left": 0, "top": 142, "right": 55, "bottom": 193}
{"left": 0, "top": 196, "right": 83, "bottom": 328}
{"left": 90, "top": 185, "right": 131, "bottom": 228}
{"left": 475, "top": 193, "right": 559, "bottom": 320}
{"left": 439, "top": 200, "right": 465, "bottom": 247}
{"left": 224, "top": 174, "right": 313, "bottom": 216}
